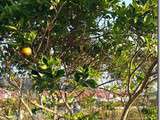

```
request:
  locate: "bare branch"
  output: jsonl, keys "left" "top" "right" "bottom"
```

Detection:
{"left": 132, "top": 58, "right": 157, "bottom": 96}
{"left": 127, "top": 45, "right": 140, "bottom": 96}
{"left": 96, "top": 79, "right": 116, "bottom": 87}
{"left": 21, "top": 98, "right": 34, "bottom": 120}
{"left": 30, "top": 100, "right": 62, "bottom": 117}
{"left": 127, "top": 54, "right": 151, "bottom": 97}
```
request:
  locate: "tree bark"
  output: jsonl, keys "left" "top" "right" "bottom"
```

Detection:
{"left": 120, "top": 59, "right": 157, "bottom": 120}
{"left": 120, "top": 97, "right": 134, "bottom": 120}
{"left": 121, "top": 83, "right": 148, "bottom": 120}
{"left": 120, "top": 89, "right": 143, "bottom": 120}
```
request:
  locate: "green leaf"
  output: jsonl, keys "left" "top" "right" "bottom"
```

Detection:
{"left": 39, "top": 64, "right": 48, "bottom": 70}
{"left": 42, "top": 57, "right": 48, "bottom": 65}
{"left": 5, "top": 25, "right": 17, "bottom": 31}
{"left": 137, "top": 75, "right": 144, "bottom": 83}
{"left": 55, "top": 69, "right": 65, "bottom": 77}
{"left": 31, "top": 70, "right": 40, "bottom": 77}
{"left": 83, "top": 79, "right": 97, "bottom": 88}
{"left": 28, "top": 31, "right": 37, "bottom": 41}
{"left": 48, "top": 57, "right": 61, "bottom": 66}
{"left": 74, "top": 71, "right": 83, "bottom": 82}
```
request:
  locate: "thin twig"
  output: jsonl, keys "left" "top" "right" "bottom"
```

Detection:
{"left": 30, "top": 100, "right": 62, "bottom": 117}
{"left": 20, "top": 98, "right": 34, "bottom": 120}
{"left": 127, "top": 45, "right": 139, "bottom": 96}
{"left": 132, "top": 59, "right": 157, "bottom": 96}
{"left": 96, "top": 79, "right": 116, "bottom": 87}
{"left": 127, "top": 54, "right": 152, "bottom": 96}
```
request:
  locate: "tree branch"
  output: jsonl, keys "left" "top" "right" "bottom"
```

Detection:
{"left": 132, "top": 58, "right": 157, "bottom": 96}
{"left": 127, "top": 54, "right": 151, "bottom": 97}
{"left": 21, "top": 98, "right": 34, "bottom": 120}
{"left": 96, "top": 79, "right": 116, "bottom": 87}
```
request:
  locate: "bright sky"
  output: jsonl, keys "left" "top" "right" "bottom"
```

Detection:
{"left": 123, "top": 0, "right": 132, "bottom": 5}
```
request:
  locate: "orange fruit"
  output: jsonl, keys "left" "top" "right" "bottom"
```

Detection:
{"left": 20, "top": 47, "right": 32, "bottom": 56}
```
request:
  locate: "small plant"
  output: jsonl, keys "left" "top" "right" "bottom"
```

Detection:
{"left": 141, "top": 106, "right": 157, "bottom": 120}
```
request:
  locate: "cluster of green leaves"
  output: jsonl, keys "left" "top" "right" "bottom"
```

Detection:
{"left": 0, "top": 0, "right": 119, "bottom": 68}
{"left": 74, "top": 66, "right": 99, "bottom": 88}
{"left": 31, "top": 56, "right": 64, "bottom": 92}
{"left": 105, "top": 0, "right": 157, "bottom": 93}
{"left": 64, "top": 111, "right": 99, "bottom": 120}
{"left": 0, "top": 0, "right": 158, "bottom": 119}
{"left": 141, "top": 106, "right": 157, "bottom": 120}
{"left": 31, "top": 55, "right": 100, "bottom": 92}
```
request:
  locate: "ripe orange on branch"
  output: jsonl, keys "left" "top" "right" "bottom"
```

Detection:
{"left": 20, "top": 47, "right": 32, "bottom": 56}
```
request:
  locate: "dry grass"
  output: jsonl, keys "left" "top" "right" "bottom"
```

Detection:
{"left": 0, "top": 97, "right": 151, "bottom": 120}
{"left": 83, "top": 106, "right": 145, "bottom": 120}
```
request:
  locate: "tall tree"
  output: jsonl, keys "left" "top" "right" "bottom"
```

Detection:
{"left": 0, "top": 0, "right": 157, "bottom": 119}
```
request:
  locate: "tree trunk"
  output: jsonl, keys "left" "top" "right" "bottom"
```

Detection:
{"left": 120, "top": 59, "right": 157, "bottom": 120}
{"left": 120, "top": 99, "right": 133, "bottom": 120}
{"left": 120, "top": 91, "right": 142, "bottom": 120}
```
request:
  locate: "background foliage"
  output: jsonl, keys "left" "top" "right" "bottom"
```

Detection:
{"left": 0, "top": 0, "right": 157, "bottom": 119}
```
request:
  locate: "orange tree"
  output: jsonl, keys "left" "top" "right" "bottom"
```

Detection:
{"left": 0, "top": 0, "right": 157, "bottom": 119}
